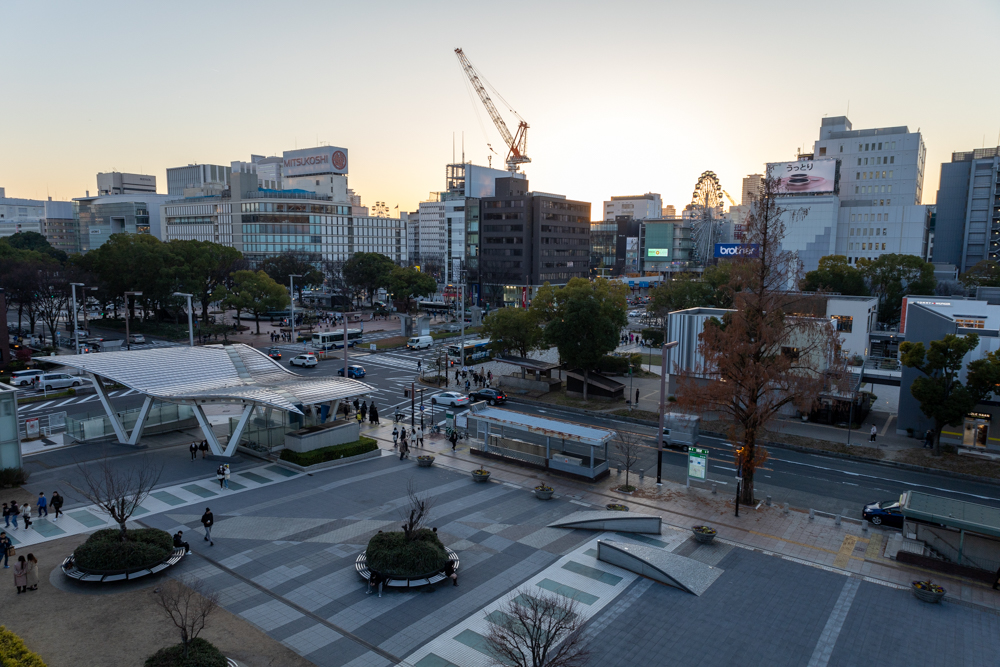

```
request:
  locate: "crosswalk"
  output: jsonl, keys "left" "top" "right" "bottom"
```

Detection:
{"left": 17, "top": 387, "right": 142, "bottom": 413}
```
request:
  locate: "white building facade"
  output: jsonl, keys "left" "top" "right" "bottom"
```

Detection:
{"left": 603, "top": 193, "right": 662, "bottom": 222}
{"left": 0, "top": 193, "right": 45, "bottom": 238}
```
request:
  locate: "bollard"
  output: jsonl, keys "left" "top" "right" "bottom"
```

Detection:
{"left": 783, "top": 502, "right": 789, "bottom": 515}
{"left": 809, "top": 508, "right": 815, "bottom": 521}
{"left": 617, "top": 465, "right": 622, "bottom": 475}
{"left": 835, "top": 513, "right": 842, "bottom": 526}
{"left": 766, "top": 495, "right": 772, "bottom": 507}
{"left": 639, "top": 468, "right": 645, "bottom": 480}
{"left": 862, "top": 521, "right": 869, "bottom": 533}
{"left": 711, "top": 483, "right": 717, "bottom": 495}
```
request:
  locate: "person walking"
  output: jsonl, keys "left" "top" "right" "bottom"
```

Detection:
{"left": 13, "top": 555, "right": 27, "bottom": 594}
{"left": 399, "top": 432, "right": 409, "bottom": 460}
{"left": 189, "top": 441, "right": 198, "bottom": 461}
{"left": 2, "top": 503, "right": 9, "bottom": 529}
{"left": 370, "top": 403, "right": 379, "bottom": 425}
{"left": 8, "top": 502, "right": 18, "bottom": 530}
{"left": 173, "top": 530, "right": 191, "bottom": 555}
{"left": 356, "top": 410, "right": 363, "bottom": 425}
{"left": 869, "top": 424, "right": 877, "bottom": 443}
{"left": 36, "top": 492, "right": 47, "bottom": 518}
{"left": 25, "top": 553, "right": 38, "bottom": 591}
{"left": 0, "top": 531, "right": 12, "bottom": 568}
{"left": 416, "top": 425, "right": 424, "bottom": 448}
{"left": 923, "top": 430, "right": 933, "bottom": 449}
{"left": 201, "top": 508, "right": 214, "bottom": 546}
{"left": 635, "top": 388, "right": 640, "bottom": 407}
{"left": 360, "top": 401, "right": 368, "bottom": 422}
{"left": 392, "top": 426, "right": 399, "bottom": 449}
{"left": 353, "top": 398, "right": 360, "bottom": 414}
{"left": 449, "top": 429, "right": 458, "bottom": 451}
{"left": 50, "top": 492, "right": 63, "bottom": 521}
{"left": 465, "top": 379, "right": 470, "bottom": 392}
{"left": 215, "top": 465, "right": 226, "bottom": 490}
{"left": 223, "top": 464, "right": 231, "bottom": 490}
{"left": 200, "top": 440, "right": 209, "bottom": 458}
{"left": 20, "top": 503, "right": 31, "bottom": 530}
{"left": 444, "top": 558, "right": 458, "bottom": 586}
{"left": 342, "top": 403, "right": 350, "bottom": 421}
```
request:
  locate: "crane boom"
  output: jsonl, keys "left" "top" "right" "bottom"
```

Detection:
{"left": 455, "top": 48, "right": 530, "bottom": 172}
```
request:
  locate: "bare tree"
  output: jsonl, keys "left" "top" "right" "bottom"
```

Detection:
{"left": 77, "top": 452, "right": 162, "bottom": 540}
{"left": 613, "top": 430, "right": 643, "bottom": 492}
{"left": 485, "top": 587, "right": 590, "bottom": 667}
{"left": 154, "top": 578, "right": 220, "bottom": 660}
{"left": 399, "top": 480, "right": 435, "bottom": 540}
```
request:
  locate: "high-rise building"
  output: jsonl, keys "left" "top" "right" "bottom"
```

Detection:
{"left": 231, "top": 155, "right": 281, "bottom": 191}
{"left": 741, "top": 174, "right": 763, "bottom": 205}
{"left": 97, "top": 172, "right": 157, "bottom": 195}
{"left": 43, "top": 200, "right": 78, "bottom": 254}
{"left": 931, "top": 147, "right": 1000, "bottom": 271}
{"left": 166, "top": 164, "right": 231, "bottom": 197}
{"left": 662, "top": 204, "right": 677, "bottom": 218}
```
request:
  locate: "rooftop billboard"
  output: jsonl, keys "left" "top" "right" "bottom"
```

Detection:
{"left": 282, "top": 147, "right": 349, "bottom": 177}
{"left": 767, "top": 158, "right": 837, "bottom": 195}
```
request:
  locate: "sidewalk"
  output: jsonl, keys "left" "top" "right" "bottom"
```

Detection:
{"left": 355, "top": 416, "right": 1000, "bottom": 613}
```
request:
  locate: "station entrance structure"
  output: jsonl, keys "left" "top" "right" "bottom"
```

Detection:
{"left": 50, "top": 344, "right": 373, "bottom": 456}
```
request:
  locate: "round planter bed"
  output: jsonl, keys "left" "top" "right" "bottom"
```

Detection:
{"left": 416, "top": 455, "right": 435, "bottom": 468}
{"left": 61, "top": 546, "right": 186, "bottom": 583}
{"left": 534, "top": 486, "right": 554, "bottom": 500}
{"left": 356, "top": 547, "right": 460, "bottom": 588}
{"left": 472, "top": 469, "right": 491, "bottom": 483}
{"left": 606, "top": 503, "right": 630, "bottom": 512}
{"left": 691, "top": 525, "right": 717, "bottom": 544}
{"left": 61, "top": 528, "right": 183, "bottom": 583}
{"left": 911, "top": 581, "right": 945, "bottom": 603}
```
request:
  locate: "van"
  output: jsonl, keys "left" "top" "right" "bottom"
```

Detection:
{"left": 407, "top": 336, "right": 433, "bottom": 350}
{"left": 36, "top": 373, "right": 88, "bottom": 391}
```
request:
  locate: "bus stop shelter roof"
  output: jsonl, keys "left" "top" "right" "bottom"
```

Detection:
{"left": 48, "top": 343, "right": 372, "bottom": 415}
{"left": 468, "top": 404, "right": 614, "bottom": 447}
{"left": 901, "top": 490, "right": 1000, "bottom": 539}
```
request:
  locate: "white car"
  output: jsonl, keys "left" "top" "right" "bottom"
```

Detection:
{"left": 290, "top": 353, "right": 318, "bottom": 368}
{"left": 628, "top": 310, "right": 642, "bottom": 318}
{"left": 431, "top": 391, "right": 471, "bottom": 407}
{"left": 36, "top": 373, "right": 88, "bottom": 391}
{"left": 10, "top": 370, "right": 45, "bottom": 386}
{"left": 128, "top": 333, "right": 146, "bottom": 344}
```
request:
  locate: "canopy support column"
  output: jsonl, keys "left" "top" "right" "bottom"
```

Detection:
{"left": 224, "top": 403, "right": 254, "bottom": 458}
{"left": 90, "top": 373, "right": 129, "bottom": 444}
{"left": 193, "top": 403, "right": 224, "bottom": 456}
{"left": 128, "top": 396, "right": 154, "bottom": 445}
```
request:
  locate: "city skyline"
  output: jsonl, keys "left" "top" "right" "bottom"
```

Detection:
{"left": 2, "top": 0, "right": 998, "bottom": 215}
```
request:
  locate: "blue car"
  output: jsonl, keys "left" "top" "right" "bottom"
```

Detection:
{"left": 338, "top": 365, "right": 366, "bottom": 379}
{"left": 862, "top": 500, "right": 903, "bottom": 527}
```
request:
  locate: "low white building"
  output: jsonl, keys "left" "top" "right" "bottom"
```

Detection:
{"left": 603, "top": 193, "right": 662, "bottom": 222}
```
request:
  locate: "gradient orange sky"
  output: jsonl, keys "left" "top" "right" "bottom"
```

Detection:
{"left": 2, "top": 1, "right": 998, "bottom": 217}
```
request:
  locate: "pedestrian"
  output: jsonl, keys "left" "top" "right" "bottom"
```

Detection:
{"left": 923, "top": 430, "right": 933, "bottom": 449}
{"left": 2, "top": 503, "right": 8, "bottom": 529}
{"left": 360, "top": 401, "right": 368, "bottom": 422}
{"left": 20, "top": 503, "right": 31, "bottom": 530}
{"left": 215, "top": 465, "right": 225, "bottom": 489}
{"left": 201, "top": 507, "right": 214, "bottom": 546}
{"left": 50, "top": 491, "right": 63, "bottom": 521}
{"left": 416, "top": 425, "right": 424, "bottom": 448}
{"left": 356, "top": 411, "right": 363, "bottom": 425}
{"left": 8, "top": 502, "right": 18, "bottom": 530}
{"left": 25, "top": 553, "right": 38, "bottom": 591}
{"left": 370, "top": 403, "right": 379, "bottom": 424}
{"left": 343, "top": 403, "right": 350, "bottom": 420}
{"left": 200, "top": 440, "right": 209, "bottom": 458}
{"left": 392, "top": 426, "right": 399, "bottom": 448}
{"left": 0, "top": 531, "right": 11, "bottom": 568}
{"left": 487, "top": 370, "right": 492, "bottom": 383}
{"left": 869, "top": 424, "right": 877, "bottom": 443}
{"left": 13, "top": 555, "right": 27, "bottom": 594}
{"left": 174, "top": 530, "right": 191, "bottom": 555}
{"left": 465, "top": 379, "right": 470, "bottom": 391}
{"left": 450, "top": 430, "right": 458, "bottom": 451}
{"left": 444, "top": 558, "right": 458, "bottom": 586}
{"left": 223, "top": 464, "right": 231, "bottom": 490}
{"left": 36, "top": 492, "right": 47, "bottom": 518}
{"left": 635, "top": 388, "right": 640, "bottom": 406}
{"left": 368, "top": 570, "right": 384, "bottom": 597}
{"left": 353, "top": 398, "right": 360, "bottom": 414}
{"left": 189, "top": 441, "right": 198, "bottom": 461}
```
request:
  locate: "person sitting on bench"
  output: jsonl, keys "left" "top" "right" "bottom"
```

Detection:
{"left": 173, "top": 531, "right": 191, "bottom": 555}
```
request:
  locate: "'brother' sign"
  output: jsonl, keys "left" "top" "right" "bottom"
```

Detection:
{"left": 714, "top": 243, "right": 760, "bottom": 258}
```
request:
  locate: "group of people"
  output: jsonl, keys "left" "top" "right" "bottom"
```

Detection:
{"left": 3, "top": 545, "right": 39, "bottom": 594}
{"left": 391, "top": 424, "right": 426, "bottom": 459}
{"left": 173, "top": 507, "right": 215, "bottom": 553}
{"left": 352, "top": 399, "right": 380, "bottom": 425}
{"left": 270, "top": 331, "right": 293, "bottom": 342}
{"left": 3, "top": 492, "right": 64, "bottom": 532}
{"left": 455, "top": 367, "right": 492, "bottom": 389}
{"left": 189, "top": 440, "right": 210, "bottom": 460}
{"left": 215, "top": 464, "right": 232, "bottom": 490}
{"left": 620, "top": 332, "right": 641, "bottom": 346}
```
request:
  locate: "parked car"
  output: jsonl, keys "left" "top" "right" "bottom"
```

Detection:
{"left": 10, "top": 369, "right": 45, "bottom": 387}
{"left": 128, "top": 333, "right": 146, "bottom": 344}
{"left": 338, "top": 364, "right": 366, "bottom": 379}
{"left": 469, "top": 388, "right": 506, "bottom": 405}
{"left": 431, "top": 391, "right": 471, "bottom": 407}
{"left": 290, "top": 353, "right": 318, "bottom": 368}
{"left": 862, "top": 500, "right": 904, "bottom": 528}
{"left": 266, "top": 347, "right": 282, "bottom": 360}
{"left": 628, "top": 310, "right": 642, "bottom": 318}
{"left": 36, "top": 373, "right": 88, "bottom": 391}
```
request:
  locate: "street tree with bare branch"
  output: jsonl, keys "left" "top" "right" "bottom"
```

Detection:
{"left": 153, "top": 578, "right": 220, "bottom": 660}
{"left": 399, "top": 479, "right": 435, "bottom": 541}
{"left": 675, "top": 176, "right": 844, "bottom": 504}
{"left": 77, "top": 452, "right": 162, "bottom": 540}
{"left": 613, "top": 430, "right": 643, "bottom": 492}
{"left": 484, "top": 587, "right": 590, "bottom": 667}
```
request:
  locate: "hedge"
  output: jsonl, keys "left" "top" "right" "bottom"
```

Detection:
{"left": 0, "top": 467, "right": 29, "bottom": 486}
{"left": 366, "top": 528, "right": 449, "bottom": 577}
{"left": 594, "top": 354, "right": 643, "bottom": 375}
{"left": 640, "top": 328, "right": 664, "bottom": 347}
{"left": 279, "top": 436, "right": 378, "bottom": 467}
{"left": 74, "top": 528, "right": 173, "bottom": 574}
{"left": 144, "top": 638, "right": 227, "bottom": 667}
{"left": 0, "top": 626, "right": 47, "bottom": 667}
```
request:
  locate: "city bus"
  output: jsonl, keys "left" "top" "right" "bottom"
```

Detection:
{"left": 447, "top": 338, "right": 493, "bottom": 363}
{"left": 312, "top": 329, "right": 363, "bottom": 350}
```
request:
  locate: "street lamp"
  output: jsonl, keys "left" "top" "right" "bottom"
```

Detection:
{"left": 289, "top": 275, "right": 302, "bottom": 345}
{"left": 69, "top": 283, "right": 96, "bottom": 355}
{"left": 173, "top": 292, "right": 195, "bottom": 347}
{"left": 124, "top": 291, "right": 142, "bottom": 350}
{"left": 655, "top": 337, "right": 679, "bottom": 485}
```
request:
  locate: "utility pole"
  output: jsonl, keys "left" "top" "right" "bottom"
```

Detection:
{"left": 289, "top": 274, "right": 302, "bottom": 346}
{"left": 656, "top": 337, "right": 679, "bottom": 485}
{"left": 70, "top": 283, "right": 83, "bottom": 355}
{"left": 173, "top": 292, "right": 195, "bottom": 347}
{"left": 411, "top": 381, "right": 415, "bottom": 430}
{"left": 460, "top": 278, "right": 466, "bottom": 369}
{"left": 124, "top": 291, "right": 142, "bottom": 350}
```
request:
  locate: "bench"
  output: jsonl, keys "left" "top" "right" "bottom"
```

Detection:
{"left": 61, "top": 547, "right": 187, "bottom": 583}
{"left": 355, "top": 547, "right": 459, "bottom": 588}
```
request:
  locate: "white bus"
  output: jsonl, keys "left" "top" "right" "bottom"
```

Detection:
{"left": 447, "top": 338, "right": 493, "bottom": 362}
{"left": 312, "top": 329, "right": 363, "bottom": 350}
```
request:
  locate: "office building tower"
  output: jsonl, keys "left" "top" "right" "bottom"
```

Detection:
{"left": 931, "top": 147, "right": 1000, "bottom": 271}
{"left": 166, "top": 164, "right": 231, "bottom": 197}
{"left": 97, "top": 172, "right": 157, "bottom": 195}
{"left": 741, "top": 174, "right": 763, "bottom": 205}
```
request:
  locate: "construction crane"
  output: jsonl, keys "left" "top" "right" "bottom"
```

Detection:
{"left": 454, "top": 48, "right": 530, "bottom": 173}
{"left": 722, "top": 190, "right": 737, "bottom": 207}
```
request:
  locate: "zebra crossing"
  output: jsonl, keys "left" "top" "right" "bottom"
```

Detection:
{"left": 17, "top": 387, "right": 142, "bottom": 413}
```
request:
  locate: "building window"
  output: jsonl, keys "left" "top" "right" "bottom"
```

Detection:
{"left": 819, "top": 147, "right": 827, "bottom": 156}
{"left": 882, "top": 243, "right": 886, "bottom": 250}
{"left": 955, "top": 318, "right": 986, "bottom": 329}
{"left": 781, "top": 347, "right": 800, "bottom": 362}
{"left": 890, "top": 156, "right": 894, "bottom": 163}
{"left": 831, "top": 315, "right": 853, "bottom": 333}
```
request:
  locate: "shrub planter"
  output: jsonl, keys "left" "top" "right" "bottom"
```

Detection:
{"left": 615, "top": 485, "right": 635, "bottom": 494}
{"left": 74, "top": 528, "right": 174, "bottom": 575}
{"left": 692, "top": 525, "right": 717, "bottom": 544}
{"left": 416, "top": 455, "right": 435, "bottom": 468}
{"left": 911, "top": 580, "right": 945, "bottom": 603}
{"left": 472, "top": 468, "right": 491, "bottom": 483}
{"left": 534, "top": 485, "right": 554, "bottom": 500}
{"left": 606, "top": 503, "right": 629, "bottom": 511}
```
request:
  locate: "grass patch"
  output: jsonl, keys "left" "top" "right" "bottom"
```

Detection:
{"left": 144, "top": 638, "right": 227, "bottom": 667}
{"left": 74, "top": 528, "right": 173, "bottom": 574}
{"left": 279, "top": 436, "right": 378, "bottom": 467}
{"left": 536, "top": 387, "right": 623, "bottom": 411}
{"left": 373, "top": 336, "right": 407, "bottom": 350}
{"left": 611, "top": 408, "right": 662, "bottom": 422}
{"left": 893, "top": 448, "right": 1000, "bottom": 479}
{"left": 366, "top": 528, "right": 449, "bottom": 577}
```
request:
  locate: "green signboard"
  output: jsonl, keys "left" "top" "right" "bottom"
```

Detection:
{"left": 688, "top": 447, "right": 709, "bottom": 481}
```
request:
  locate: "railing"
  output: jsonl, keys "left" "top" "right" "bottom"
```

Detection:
{"left": 65, "top": 403, "right": 195, "bottom": 442}
{"left": 18, "top": 411, "right": 66, "bottom": 439}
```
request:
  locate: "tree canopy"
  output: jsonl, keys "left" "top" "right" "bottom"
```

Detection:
{"left": 481, "top": 307, "right": 544, "bottom": 359}
{"left": 960, "top": 260, "right": 1000, "bottom": 289}
{"left": 856, "top": 253, "right": 936, "bottom": 324}
{"left": 387, "top": 266, "right": 437, "bottom": 312}
{"left": 214, "top": 270, "right": 288, "bottom": 334}
{"left": 4, "top": 231, "right": 68, "bottom": 263}
{"left": 343, "top": 252, "right": 397, "bottom": 306}
{"left": 260, "top": 251, "right": 323, "bottom": 299}
{"left": 801, "top": 255, "right": 869, "bottom": 296}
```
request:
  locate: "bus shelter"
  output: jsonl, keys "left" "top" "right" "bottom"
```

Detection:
{"left": 48, "top": 344, "right": 373, "bottom": 457}
{"left": 466, "top": 403, "right": 614, "bottom": 481}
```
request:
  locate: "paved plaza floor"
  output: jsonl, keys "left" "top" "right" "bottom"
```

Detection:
{"left": 136, "top": 452, "right": 1000, "bottom": 667}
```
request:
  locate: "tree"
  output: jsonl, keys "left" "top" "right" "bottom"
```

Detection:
{"left": 35, "top": 268, "right": 70, "bottom": 345}
{"left": 153, "top": 578, "right": 220, "bottom": 661}
{"left": 77, "top": 453, "right": 162, "bottom": 540}
{"left": 613, "top": 430, "right": 642, "bottom": 492}
{"left": 215, "top": 270, "right": 289, "bottom": 334}
{"left": 533, "top": 278, "right": 628, "bottom": 400}
{"left": 801, "top": 255, "right": 869, "bottom": 296}
{"left": 900, "top": 333, "right": 1000, "bottom": 456}
{"left": 675, "top": 177, "right": 844, "bottom": 504}
{"left": 857, "top": 253, "right": 936, "bottom": 324}
{"left": 388, "top": 266, "right": 437, "bottom": 312}
{"left": 5, "top": 231, "right": 68, "bottom": 263}
{"left": 647, "top": 274, "right": 715, "bottom": 320}
{"left": 482, "top": 308, "right": 544, "bottom": 360}
{"left": 343, "top": 252, "right": 397, "bottom": 306}
{"left": 260, "top": 251, "right": 323, "bottom": 300}
{"left": 169, "top": 240, "right": 244, "bottom": 321}
{"left": 484, "top": 587, "right": 589, "bottom": 667}
{"left": 960, "top": 260, "right": 1000, "bottom": 289}
{"left": 399, "top": 481, "right": 434, "bottom": 540}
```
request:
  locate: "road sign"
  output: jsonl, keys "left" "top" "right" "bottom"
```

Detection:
{"left": 369, "top": 343, "right": 376, "bottom": 351}
{"left": 688, "top": 447, "right": 708, "bottom": 481}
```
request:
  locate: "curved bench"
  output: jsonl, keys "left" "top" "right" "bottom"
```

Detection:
{"left": 356, "top": 547, "right": 459, "bottom": 588}
{"left": 61, "top": 546, "right": 186, "bottom": 583}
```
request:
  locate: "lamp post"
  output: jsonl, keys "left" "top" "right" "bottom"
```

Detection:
{"left": 124, "top": 291, "right": 143, "bottom": 350}
{"left": 289, "top": 275, "right": 302, "bottom": 346}
{"left": 655, "top": 338, "right": 679, "bottom": 485}
{"left": 70, "top": 283, "right": 84, "bottom": 355}
{"left": 173, "top": 292, "right": 195, "bottom": 347}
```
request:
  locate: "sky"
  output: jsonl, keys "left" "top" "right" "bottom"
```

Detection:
{"left": 2, "top": 0, "right": 999, "bottom": 217}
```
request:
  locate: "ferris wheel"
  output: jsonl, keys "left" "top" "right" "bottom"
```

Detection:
{"left": 372, "top": 201, "right": 390, "bottom": 218}
{"left": 690, "top": 171, "right": 725, "bottom": 264}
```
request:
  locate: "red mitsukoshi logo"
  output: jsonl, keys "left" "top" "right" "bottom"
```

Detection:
{"left": 333, "top": 151, "right": 347, "bottom": 170}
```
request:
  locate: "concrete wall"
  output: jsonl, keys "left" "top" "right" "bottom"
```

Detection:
{"left": 284, "top": 421, "right": 361, "bottom": 453}
{"left": 497, "top": 374, "right": 561, "bottom": 393}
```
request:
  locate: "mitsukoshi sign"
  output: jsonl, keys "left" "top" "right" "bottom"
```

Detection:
{"left": 282, "top": 146, "right": 349, "bottom": 177}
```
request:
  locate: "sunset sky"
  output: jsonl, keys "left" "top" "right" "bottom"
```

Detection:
{"left": 2, "top": 0, "right": 998, "bottom": 216}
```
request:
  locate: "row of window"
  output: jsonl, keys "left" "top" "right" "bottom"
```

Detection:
{"left": 541, "top": 249, "right": 588, "bottom": 257}
{"left": 540, "top": 200, "right": 588, "bottom": 213}
{"left": 858, "top": 170, "right": 893, "bottom": 180}
{"left": 245, "top": 235, "right": 322, "bottom": 244}
{"left": 855, "top": 185, "right": 892, "bottom": 195}
{"left": 485, "top": 237, "right": 521, "bottom": 245}
{"left": 482, "top": 248, "right": 523, "bottom": 256}
{"left": 541, "top": 237, "right": 588, "bottom": 245}
{"left": 955, "top": 318, "right": 986, "bottom": 329}
{"left": 240, "top": 202, "right": 353, "bottom": 215}
{"left": 483, "top": 200, "right": 525, "bottom": 208}
{"left": 541, "top": 213, "right": 588, "bottom": 223}
{"left": 851, "top": 227, "right": 888, "bottom": 236}
{"left": 484, "top": 224, "right": 523, "bottom": 232}
{"left": 484, "top": 213, "right": 523, "bottom": 221}
{"left": 849, "top": 243, "right": 887, "bottom": 251}
{"left": 850, "top": 213, "right": 890, "bottom": 223}
{"left": 540, "top": 225, "right": 586, "bottom": 234}
{"left": 169, "top": 216, "right": 215, "bottom": 225}
{"left": 857, "top": 156, "right": 895, "bottom": 166}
